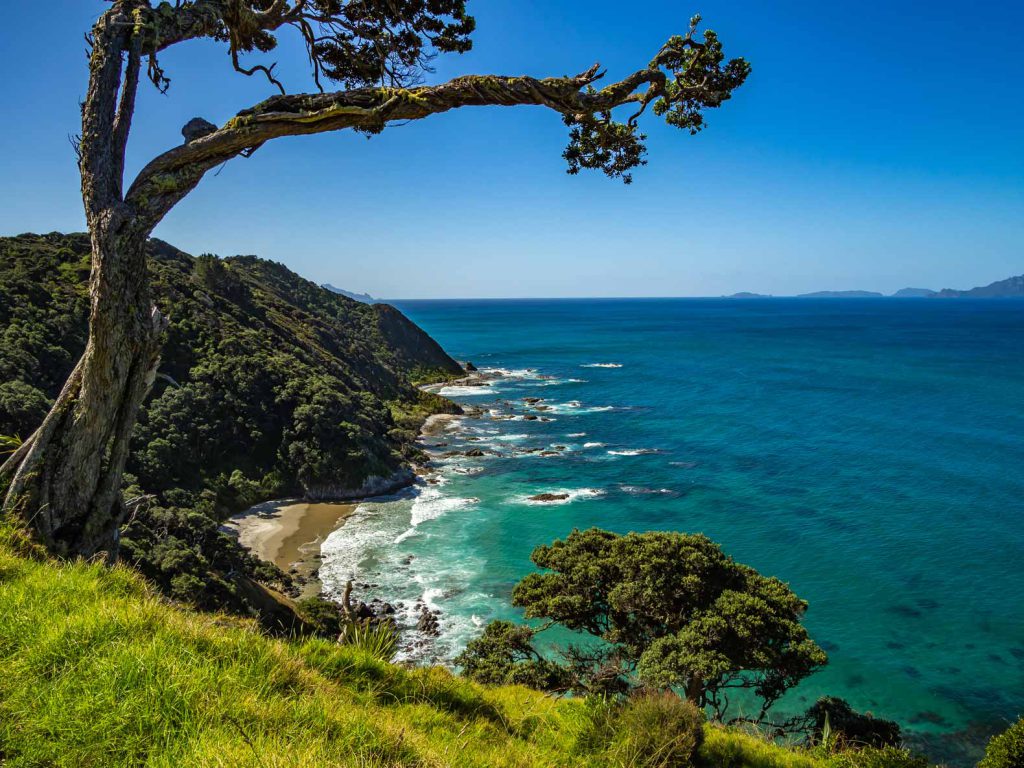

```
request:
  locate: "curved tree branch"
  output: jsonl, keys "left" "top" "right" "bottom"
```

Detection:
{"left": 127, "top": 61, "right": 668, "bottom": 226}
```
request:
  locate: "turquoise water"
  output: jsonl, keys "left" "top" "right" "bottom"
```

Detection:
{"left": 319, "top": 298, "right": 1024, "bottom": 763}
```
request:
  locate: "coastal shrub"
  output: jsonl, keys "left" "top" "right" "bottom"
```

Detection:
{"left": 605, "top": 692, "right": 704, "bottom": 767}
{"left": 504, "top": 528, "right": 827, "bottom": 718}
{"left": 572, "top": 693, "right": 704, "bottom": 767}
{"left": 338, "top": 618, "right": 399, "bottom": 662}
{"left": 980, "top": 718, "right": 1024, "bottom": 768}
{"left": 296, "top": 595, "right": 345, "bottom": 636}
{"left": 0, "top": 380, "right": 48, "bottom": 437}
{"left": 455, "top": 619, "right": 571, "bottom": 692}
{"left": 805, "top": 697, "right": 902, "bottom": 748}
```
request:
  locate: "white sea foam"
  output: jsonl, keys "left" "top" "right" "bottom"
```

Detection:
{"left": 584, "top": 442, "right": 606, "bottom": 448}
{"left": 581, "top": 362, "right": 623, "bottom": 368}
{"left": 567, "top": 432, "right": 587, "bottom": 438}
{"left": 516, "top": 487, "right": 605, "bottom": 505}
{"left": 538, "top": 401, "right": 615, "bottom": 415}
{"left": 438, "top": 384, "right": 498, "bottom": 397}
{"left": 607, "top": 448, "right": 663, "bottom": 456}
{"left": 620, "top": 485, "right": 676, "bottom": 495}
{"left": 480, "top": 367, "right": 540, "bottom": 379}
{"left": 449, "top": 465, "right": 485, "bottom": 476}
{"left": 319, "top": 485, "right": 501, "bottom": 664}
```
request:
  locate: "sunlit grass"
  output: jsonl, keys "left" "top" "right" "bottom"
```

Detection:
{"left": 0, "top": 518, "right": 839, "bottom": 767}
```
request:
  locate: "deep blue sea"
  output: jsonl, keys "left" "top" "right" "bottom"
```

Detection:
{"left": 319, "top": 298, "right": 1024, "bottom": 763}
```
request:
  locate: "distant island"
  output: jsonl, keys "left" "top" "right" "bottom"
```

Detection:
{"left": 726, "top": 273, "right": 1024, "bottom": 299}
{"left": 322, "top": 283, "right": 378, "bottom": 303}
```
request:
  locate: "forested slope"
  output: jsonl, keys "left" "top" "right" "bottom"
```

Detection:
{"left": 0, "top": 232, "right": 462, "bottom": 618}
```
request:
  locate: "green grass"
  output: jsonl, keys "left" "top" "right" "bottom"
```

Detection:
{"left": 0, "top": 524, "right": 837, "bottom": 768}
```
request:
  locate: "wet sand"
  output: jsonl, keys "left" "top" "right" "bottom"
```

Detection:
{"left": 226, "top": 500, "right": 356, "bottom": 599}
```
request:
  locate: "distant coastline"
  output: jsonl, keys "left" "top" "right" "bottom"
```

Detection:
{"left": 724, "top": 272, "right": 1024, "bottom": 299}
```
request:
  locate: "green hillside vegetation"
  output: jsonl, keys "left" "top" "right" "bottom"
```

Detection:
{"left": 0, "top": 233, "right": 462, "bottom": 621}
{"left": 1, "top": 518, "right": 924, "bottom": 768}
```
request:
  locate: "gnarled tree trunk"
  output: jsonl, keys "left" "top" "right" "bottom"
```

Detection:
{"left": 3, "top": 218, "right": 164, "bottom": 558}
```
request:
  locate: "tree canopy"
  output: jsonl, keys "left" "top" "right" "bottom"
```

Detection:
{"left": 459, "top": 528, "right": 827, "bottom": 722}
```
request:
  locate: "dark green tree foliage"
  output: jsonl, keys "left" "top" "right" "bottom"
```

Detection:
{"left": 481, "top": 528, "right": 826, "bottom": 721}
{"left": 454, "top": 620, "right": 571, "bottom": 692}
{"left": 805, "top": 697, "right": 902, "bottom": 749}
{"left": 980, "top": 718, "right": 1024, "bottom": 768}
{"left": 0, "top": 233, "right": 461, "bottom": 621}
{"left": 563, "top": 16, "right": 750, "bottom": 184}
{"left": 0, "top": 233, "right": 460, "bottom": 504}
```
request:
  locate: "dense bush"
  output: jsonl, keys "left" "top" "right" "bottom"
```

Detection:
{"left": 980, "top": 718, "right": 1024, "bottom": 768}
{"left": 806, "top": 697, "right": 902, "bottom": 749}
{"left": 462, "top": 528, "right": 826, "bottom": 720}
{"left": 0, "top": 233, "right": 462, "bottom": 623}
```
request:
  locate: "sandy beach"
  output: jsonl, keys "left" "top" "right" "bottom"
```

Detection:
{"left": 225, "top": 500, "right": 357, "bottom": 599}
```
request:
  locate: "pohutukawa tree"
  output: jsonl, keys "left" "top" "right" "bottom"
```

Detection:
{"left": 0, "top": 1, "right": 748, "bottom": 558}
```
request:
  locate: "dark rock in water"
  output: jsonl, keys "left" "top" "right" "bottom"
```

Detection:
{"left": 539, "top": 417, "right": 553, "bottom": 422}
{"left": 529, "top": 493, "right": 570, "bottom": 502}
{"left": 416, "top": 607, "right": 441, "bottom": 636}
{"left": 534, "top": 405, "right": 551, "bottom": 411}
{"left": 523, "top": 415, "right": 539, "bottom": 421}
{"left": 464, "top": 361, "right": 478, "bottom": 371}
{"left": 1009, "top": 647, "right": 1024, "bottom": 660}
{"left": 353, "top": 601, "right": 374, "bottom": 620}
{"left": 539, "top": 450, "right": 560, "bottom": 456}
{"left": 523, "top": 397, "right": 542, "bottom": 404}
{"left": 819, "top": 640, "right": 840, "bottom": 653}
{"left": 464, "top": 448, "right": 485, "bottom": 457}
{"left": 552, "top": 445, "right": 566, "bottom": 451}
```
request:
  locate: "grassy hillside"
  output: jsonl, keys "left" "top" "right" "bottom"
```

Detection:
{"left": 0, "top": 523, "right": 835, "bottom": 768}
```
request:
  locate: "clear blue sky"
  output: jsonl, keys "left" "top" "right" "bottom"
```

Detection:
{"left": 1, "top": 1, "right": 1021, "bottom": 297}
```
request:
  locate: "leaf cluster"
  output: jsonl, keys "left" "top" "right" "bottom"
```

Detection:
{"left": 460, "top": 528, "right": 827, "bottom": 721}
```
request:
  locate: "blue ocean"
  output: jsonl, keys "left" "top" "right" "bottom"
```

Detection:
{"left": 318, "top": 298, "right": 1024, "bottom": 763}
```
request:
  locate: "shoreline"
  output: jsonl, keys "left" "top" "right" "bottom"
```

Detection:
{"left": 225, "top": 375, "right": 479, "bottom": 600}
{"left": 224, "top": 499, "right": 359, "bottom": 599}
